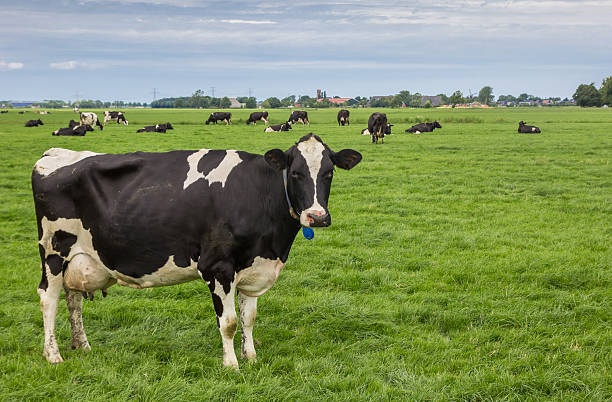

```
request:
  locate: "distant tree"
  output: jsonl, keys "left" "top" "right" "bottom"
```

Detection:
{"left": 437, "top": 93, "right": 450, "bottom": 105}
{"left": 599, "top": 76, "right": 612, "bottom": 106}
{"left": 220, "top": 97, "right": 231, "bottom": 108}
{"left": 398, "top": 90, "right": 411, "bottom": 106}
{"left": 573, "top": 83, "right": 602, "bottom": 107}
{"left": 424, "top": 100, "right": 432, "bottom": 108}
{"left": 478, "top": 86, "right": 494, "bottom": 104}
{"left": 281, "top": 95, "right": 295, "bottom": 107}
{"left": 175, "top": 98, "right": 185, "bottom": 108}
{"left": 264, "top": 97, "right": 281, "bottom": 108}
{"left": 390, "top": 95, "right": 404, "bottom": 108}
{"left": 245, "top": 97, "right": 257, "bottom": 108}
{"left": 408, "top": 93, "right": 422, "bottom": 108}
{"left": 189, "top": 89, "right": 206, "bottom": 108}
{"left": 517, "top": 93, "right": 530, "bottom": 102}
{"left": 449, "top": 90, "right": 464, "bottom": 106}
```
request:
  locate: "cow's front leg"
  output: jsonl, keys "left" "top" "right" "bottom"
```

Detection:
{"left": 238, "top": 291, "right": 257, "bottom": 362}
{"left": 201, "top": 262, "right": 239, "bottom": 369}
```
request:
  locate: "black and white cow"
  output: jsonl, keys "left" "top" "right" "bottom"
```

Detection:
{"left": 264, "top": 122, "right": 292, "bottom": 132}
{"left": 361, "top": 124, "right": 393, "bottom": 136}
{"left": 518, "top": 121, "right": 541, "bottom": 133}
{"left": 103, "top": 111, "right": 128, "bottom": 126}
{"left": 137, "top": 122, "right": 173, "bottom": 133}
{"left": 337, "top": 109, "right": 350, "bottom": 126}
{"left": 80, "top": 112, "right": 104, "bottom": 130}
{"left": 405, "top": 121, "right": 442, "bottom": 134}
{"left": 25, "top": 119, "right": 44, "bottom": 127}
{"left": 246, "top": 111, "right": 269, "bottom": 125}
{"left": 205, "top": 112, "right": 232, "bottom": 125}
{"left": 52, "top": 125, "right": 91, "bottom": 136}
{"left": 367, "top": 113, "right": 390, "bottom": 144}
{"left": 289, "top": 110, "right": 310, "bottom": 126}
{"left": 0, "top": 110, "right": 9, "bottom": 113}
{"left": 32, "top": 134, "right": 362, "bottom": 368}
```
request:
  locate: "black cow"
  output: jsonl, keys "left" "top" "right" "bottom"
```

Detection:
{"left": 205, "top": 112, "right": 232, "bottom": 125}
{"left": 367, "top": 113, "right": 390, "bottom": 144}
{"left": 361, "top": 124, "right": 393, "bottom": 136}
{"left": 246, "top": 111, "right": 269, "bottom": 125}
{"left": 25, "top": 119, "right": 44, "bottom": 127}
{"left": 18, "top": 111, "right": 26, "bottom": 114}
{"left": 32, "top": 134, "right": 361, "bottom": 368}
{"left": 104, "top": 111, "right": 128, "bottom": 126}
{"left": 337, "top": 110, "right": 350, "bottom": 126}
{"left": 405, "top": 121, "right": 442, "bottom": 134}
{"left": 289, "top": 110, "right": 310, "bottom": 126}
{"left": 518, "top": 121, "right": 541, "bottom": 133}
{"left": 137, "top": 123, "right": 173, "bottom": 133}
{"left": 1, "top": 110, "right": 9, "bottom": 113}
{"left": 264, "top": 122, "right": 292, "bottom": 132}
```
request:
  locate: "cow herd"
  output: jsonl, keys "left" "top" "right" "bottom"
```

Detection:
{"left": 11, "top": 109, "right": 542, "bottom": 140}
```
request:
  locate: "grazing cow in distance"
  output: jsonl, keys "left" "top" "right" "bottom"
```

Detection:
{"left": 406, "top": 121, "right": 442, "bottom": 134}
{"left": 32, "top": 133, "right": 362, "bottom": 368}
{"left": 104, "top": 111, "right": 128, "bottom": 126}
{"left": 18, "top": 111, "right": 25, "bottom": 114}
{"left": 518, "top": 121, "right": 541, "bottom": 133}
{"left": 337, "top": 109, "right": 350, "bottom": 126}
{"left": 368, "top": 112, "right": 389, "bottom": 144}
{"left": 289, "top": 110, "right": 310, "bottom": 126}
{"left": 0, "top": 110, "right": 8, "bottom": 113}
{"left": 25, "top": 119, "right": 44, "bottom": 127}
{"left": 205, "top": 112, "right": 232, "bottom": 125}
{"left": 80, "top": 112, "right": 103, "bottom": 130}
{"left": 73, "top": 106, "right": 79, "bottom": 113}
{"left": 264, "top": 122, "right": 292, "bottom": 132}
{"left": 246, "top": 111, "right": 269, "bottom": 125}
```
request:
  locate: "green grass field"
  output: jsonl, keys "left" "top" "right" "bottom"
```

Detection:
{"left": 1, "top": 107, "right": 610, "bottom": 400}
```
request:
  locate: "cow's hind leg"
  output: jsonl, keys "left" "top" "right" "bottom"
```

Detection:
{"left": 65, "top": 289, "right": 90, "bottom": 351}
{"left": 38, "top": 255, "right": 65, "bottom": 363}
{"left": 238, "top": 292, "right": 258, "bottom": 362}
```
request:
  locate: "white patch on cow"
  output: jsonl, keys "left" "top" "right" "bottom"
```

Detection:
{"left": 264, "top": 127, "right": 274, "bottom": 133}
{"left": 414, "top": 131, "right": 421, "bottom": 134}
{"left": 114, "top": 255, "right": 200, "bottom": 288}
{"left": 183, "top": 150, "right": 242, "bottom": 189}
{"left": 80, "top": 112, "right": 98, "bottom": 127}
{"left": 297, "top": 137, "right": 325, "bottom": 226}
{"left": 532, "top": 127, "right": 536, "bottom": 132}
{"left": 361, "top": 129, "right": 370, "bottom": 135}
{"left": 213, "top": 279, "right": 239, "bottom": 368}
{"left": 34, "top": 148, "right": 101, "bottom": 176}
{"left": 235, "top": 257, "right": 285, "bottom": 297}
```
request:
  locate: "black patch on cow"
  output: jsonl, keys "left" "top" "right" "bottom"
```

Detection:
{"left": 38, "top": 244, "right": 48, "bottom": 291}
{"left": 197, "top": 150, "right": 226, "bottom": 177}
{"left": 46, "top": 254, "right": 64, "bottom": 276}
{"left": 51, "top": 230, "right": 77, "bottom": 257}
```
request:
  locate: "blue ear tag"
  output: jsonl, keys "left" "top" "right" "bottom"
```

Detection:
{"left": 302, "top": 227, "right": 314, "bottom": 240}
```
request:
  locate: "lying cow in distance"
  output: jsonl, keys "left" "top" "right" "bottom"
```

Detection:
{"left": 137, "top": 122, "right": 174, "bottom": 133}
{"left": 52, "top": 125, "right": 92, "bottom": 136}
{"left": 264, "top": 122, "right": 292, "bottom": 132}
{"left": 25, "top": 119, "right": 44, "bottom": 127}
{"left": 518, "top": 121, "right": 541, "bottom": 133}
{"left": 206, "top": 112, "right": 232, "bottom": 125}
{"left": 406, "top": 121, "right": 442, "bottom": 134}
{"left": 104, "top": 111, "right": 128, "bottom": 125}
{"left": 361, "top": 124, "right": 393, "bottom": 136}
{"left": 337, "top": 109, "right": 350, "bottom": 126}
{"left": 32, "top": 134, "right": 362, "bottom": 368}
{"left": 1, "top": 110, "right": 9, "bottom": 113}
{"left": 80, "top": 112, "right": 103, "bottom": 130}
{"left": 246, "top": 111, "right": 269, "bottom": 125}
{"left": 289, "top": 110, "right": 310, "bottom": 126}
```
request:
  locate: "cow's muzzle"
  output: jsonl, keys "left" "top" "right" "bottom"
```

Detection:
{"left": 304, "top": 210, "right": 331, "bottom": 227}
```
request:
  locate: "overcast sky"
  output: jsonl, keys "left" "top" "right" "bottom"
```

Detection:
{"left": 1, "top": 0, "right": 611, "bottom": 102}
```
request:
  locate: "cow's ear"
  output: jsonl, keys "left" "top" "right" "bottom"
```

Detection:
{"left": 264, "top": 149, "right": 288, "bottom": 171}
{"left": 332, "top": 149, "right": 362, "bottom": 170}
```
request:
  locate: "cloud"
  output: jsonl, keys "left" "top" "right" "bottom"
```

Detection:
{"left": 219, "top": 19, "right": 276, "bottom": 24}
{"left": 50, "top": 60, "right": 95, "bottom": 70}
{"left": 0, "top": 61, "right": 24, "bottom": 70}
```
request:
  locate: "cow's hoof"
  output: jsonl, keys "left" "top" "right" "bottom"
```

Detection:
{"left": 43, "top": 351, "right": 64, "bottom": 364}
{"left": 71, "top": 341, "right": 91, "bottom": 351}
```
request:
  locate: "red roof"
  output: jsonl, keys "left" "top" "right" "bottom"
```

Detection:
{"left": 316, "top": 97, "right": 352, "bottom": 104}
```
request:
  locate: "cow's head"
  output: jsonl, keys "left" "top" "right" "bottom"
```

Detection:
{"left": 519, "top": 121, "right": 525, "bottom": 126}
{"left": 433, "top": 121, "right": 442, "bottom": 129}
{"left": 265, "top": 133, "right": 362, "bottom": 227}
{"left": 37, "top": 119, "right": 44, "bottom": 125}
{"left": 385, "top": 124, "right": 393, "bottom": 134}
{"left": 119, "top": 114, "right": 128, "bottom": 125}
{"left": 166, "top": 122, "right": 173, "bottom": 129}
{"left": 205, "top": 115, "right": 213, "bottom": 125}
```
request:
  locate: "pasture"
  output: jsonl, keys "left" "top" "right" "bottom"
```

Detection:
{"left": 0, "top": 107, "right": 610, "bottom": 400}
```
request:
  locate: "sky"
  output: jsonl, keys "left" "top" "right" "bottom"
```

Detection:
{"left": 1, "top": 0, "right": 611, "bottom": 102}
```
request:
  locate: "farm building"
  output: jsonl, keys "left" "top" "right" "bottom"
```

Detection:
{"left": 420, "top": 95, "right": 442, "bottom": 107}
